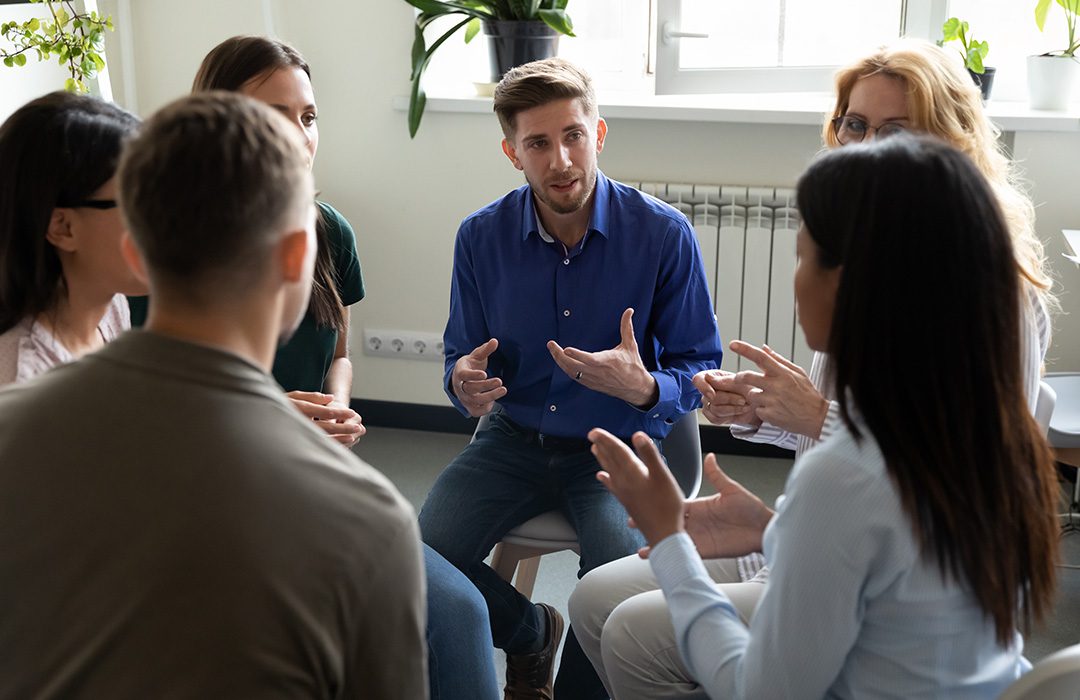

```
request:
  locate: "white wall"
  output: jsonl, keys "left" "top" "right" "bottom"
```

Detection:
{"left": 12, "top": 0, "right": 1078, "bottom": 407}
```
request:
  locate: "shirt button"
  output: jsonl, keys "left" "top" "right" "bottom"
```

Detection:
{"left": 549, "top": 405, "right": 557, "bottom": 412}
{"left": 563, "top": 258, "right": 570, "bottom": 265}
{"left": 563, "top": 309, "right": 571, "bottom": 317}
{"left": 652, "top": 413, "right": 660, "bottom": 418}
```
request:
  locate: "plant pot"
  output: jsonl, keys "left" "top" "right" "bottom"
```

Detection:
{"left": 482, "top": 20, "right": 559, "bottom": 84}
{"left": 968, "top": 66, "right": 996, "bottom": 101}
{"left": 1026, "top": 54, "right": 1080, "bottom": 110}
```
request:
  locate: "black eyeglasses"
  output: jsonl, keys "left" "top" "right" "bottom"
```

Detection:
{"left": 58, "top": 199, "right": 118, "bottom": 210}
{"left": 831, "top": 116, "right": 909, "bottom": 145}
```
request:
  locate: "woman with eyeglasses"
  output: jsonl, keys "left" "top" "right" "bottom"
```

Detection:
{"left": 0, "top": 92, "right": 144, "bottom": 386}
{"left": 569, "top": 40, "right": 1055, "bottom": 697}
{"left": 586, "top": 134, "right": 1060, "bottom": 699}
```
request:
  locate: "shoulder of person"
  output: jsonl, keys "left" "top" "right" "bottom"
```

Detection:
{"left": 316, "top": 200, "right": 354, "bottom": 243}
{"left": 606, "top": 175, "right": 693, "bottom": 230}
{"left": 784, "top": 421, "right": 896, "bottom": 518}
{"left": 457, "top": 183, "right": 531, "bottom": 236}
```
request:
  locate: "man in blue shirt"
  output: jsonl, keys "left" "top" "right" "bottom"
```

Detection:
{"left": 419, "top": 58, "right": 723, "bottom": 699}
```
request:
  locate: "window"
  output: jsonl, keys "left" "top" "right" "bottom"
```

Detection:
{"left": 655, "top": 0, "right": 946, "bottom": 94}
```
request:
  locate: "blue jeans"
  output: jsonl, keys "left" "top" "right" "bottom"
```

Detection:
{"left": 425, "top": 544, "right": 499, "bottom": 700}
{"left": 419, "top": 412, "right": 647, "bottom": 699}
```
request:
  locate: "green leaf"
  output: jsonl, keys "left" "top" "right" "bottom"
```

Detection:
{"left": 13, "top": 53, "right": 26, "bottom": 66}
{"left": 941, "top": 17, "right": 961, "bottom": 42}
{"left": 64, "top": 77, "right": 77, "bottom": 92}
{"left": 966, "top": 46, "right": 985, "bottom": 73}
{"left": 403, "top": 0, "right": 488, "bottom": 19}
{"left": 410, "top": 23, "right": 427, "bottom": 79}
{"left": 1036, "top": 0, "right": 1053, "bottom": 31}
{"left": 27, "top": 17, "right": 40, "bottom": 32}
{"left": 537, "top": 8, "right": 574, "bottom": 36}
{"left": 464, "top": 17, "right": 481, "bottom": 43}
{"left": 408, "top": 73, "right": 427, "bottom": 138}
{"left": 90, "top": 52, "right": 104, "bottom": 71}
{"left": 2, "top": 56, "right": 13, "bottom": 68}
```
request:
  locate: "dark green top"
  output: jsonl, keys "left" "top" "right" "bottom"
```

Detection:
{"left": 127, "top": 201, "right": 365, "bottom": 393}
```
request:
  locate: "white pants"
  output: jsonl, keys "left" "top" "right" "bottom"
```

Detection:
{"left": 568, "top": 553, "right": 766, "bottom": 699}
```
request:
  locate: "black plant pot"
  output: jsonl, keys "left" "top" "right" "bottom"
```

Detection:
{"left": 483, "top": 20, "right": 560, "bottom": 83}
{"left": 968, "top": 66, "right": 996, "bottom": 101}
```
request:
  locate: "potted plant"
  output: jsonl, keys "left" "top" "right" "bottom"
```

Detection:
{"left": 403, "top": 0, "right": 575, "bottom": 138}
{"left": 1028, "top": 0, "right": 1080, "bottom": 110}
{"left": 1, "top": 0, "right": 113, "bottom": 93}
{"left": 939, "top": 17, "right": 995, "bottom": 101}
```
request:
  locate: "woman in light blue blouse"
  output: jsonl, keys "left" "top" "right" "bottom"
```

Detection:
{"left": 585, "top": 135, "right": 1060, "bottom": 699}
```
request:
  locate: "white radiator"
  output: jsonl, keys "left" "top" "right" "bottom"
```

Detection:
{"left": 628, "top": 180, "right": 814, "bottom": 374}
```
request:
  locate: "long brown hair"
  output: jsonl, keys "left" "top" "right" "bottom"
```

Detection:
{"left": 797, "top": 135, "right": 1059, "bottom": 645}
{"left": 0, "top": 92, "right": 139, "bottom": 333}
{"left": 193, "top": 35, "right": 344, "bottom": 332}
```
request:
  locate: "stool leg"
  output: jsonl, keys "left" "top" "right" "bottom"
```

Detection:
{"left": 514, "top": 557, "right": 541, "bottom": 599}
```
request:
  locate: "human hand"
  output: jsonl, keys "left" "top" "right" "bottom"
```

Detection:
{"left": 693, "top": 369, "right": 760, "bottom": 428}
{"left": 452, "top": 338, "right": 506, "bottom": 417}
{"left": 286, "top": 391, "right": 365, "bottom": 446}
{"left": 730, "top": 341, "right": 828, "bottom": 439}
{"left": 548, "top": 308, "right": 658, "bottom": 407}
{"left": 589, "top": 428, "right": 685, "bottom": 547}
{"left": 635, "top": 453, "right": 774, "bottom": 560}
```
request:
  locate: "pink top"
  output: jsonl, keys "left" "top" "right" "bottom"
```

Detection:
{"left": 0, "top": 295, "right": 130, "bottom": 386}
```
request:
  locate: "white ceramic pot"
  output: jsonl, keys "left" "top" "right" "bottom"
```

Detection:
{"left": 1027, "top": 54, "right": 1080, "bottom": 110}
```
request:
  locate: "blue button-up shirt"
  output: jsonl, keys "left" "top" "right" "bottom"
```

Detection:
{"left": 443, "top": 171, "right": 723, "bottom": 440}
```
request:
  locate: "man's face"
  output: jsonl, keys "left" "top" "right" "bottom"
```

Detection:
{"left": 502, "top": 98, "right": 607, "bottom": 216}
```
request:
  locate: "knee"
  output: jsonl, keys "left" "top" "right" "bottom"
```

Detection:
{"left": 568, "top": 561, "right": 626, "bottom": 646}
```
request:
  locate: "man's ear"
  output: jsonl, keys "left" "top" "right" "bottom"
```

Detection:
{"left": 279, "top": 228, "right": 310, "bottom": 283}
{"left": 119, "top": 233, "right": 150, "bottom": 286}
{"left": 595, "top": 117, "right": 608, "bottom": 154}
{"left": 45, "top": 209, "right": 77, "bottom": 253}
{"left": 501, "top": 138, "right": 523, "bottom": 170}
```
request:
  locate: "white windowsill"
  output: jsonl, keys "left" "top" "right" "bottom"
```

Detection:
{"left": 393, "top": 91, "right": 1080, "bottom": 132}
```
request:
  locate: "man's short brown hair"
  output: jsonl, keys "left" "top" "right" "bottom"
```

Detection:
{"left": 118, "top": 91, "right": 312, "bottom": 296}
{"left": 492, "top": 57, "right": 596, "bottom": 139}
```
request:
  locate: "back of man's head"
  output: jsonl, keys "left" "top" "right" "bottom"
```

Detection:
{"left": 118, "top": 92, "right": 313, "bottom": 300}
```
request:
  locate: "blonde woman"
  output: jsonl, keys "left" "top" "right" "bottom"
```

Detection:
{"left": 569, "top": 40, "right": 1054, "bottom": 697}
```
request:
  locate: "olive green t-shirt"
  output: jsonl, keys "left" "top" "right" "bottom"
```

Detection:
{"left": 128, "top": 201, "right": 365, "bottom": 393}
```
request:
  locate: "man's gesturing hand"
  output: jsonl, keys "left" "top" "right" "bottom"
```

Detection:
{"left": 547, "top": 308, "right": 658, "bottom": 407}
{"left": 452, "top": 338, "right": 506, "bottom": 417}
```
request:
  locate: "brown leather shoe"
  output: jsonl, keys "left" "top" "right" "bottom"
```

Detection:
{"left": 503, "top": 603, "right": 565, "bottom": 700}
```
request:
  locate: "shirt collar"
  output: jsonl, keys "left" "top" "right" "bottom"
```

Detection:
{"left": 521, "top": 170, "right": 612, "bottom": 242}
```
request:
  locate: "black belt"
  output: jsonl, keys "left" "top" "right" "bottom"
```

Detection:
{"left": 499, "top": 414, "right": 636, "bottom": 453}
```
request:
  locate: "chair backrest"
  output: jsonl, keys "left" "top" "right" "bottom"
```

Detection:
{"left": 1045, "top": 372, "right": 1080, "bottom": 450}
{"left": 664, "top": 412, "right": 703, "bottom": 499}
{"left": 998, "top": 643, "right": 1080, "bottom": 700}
{"left": 471, "top": 410, "right": 703, "bottom": 499}
{"left": 1035, "top": 379, "right": 1057, "bottom": 438}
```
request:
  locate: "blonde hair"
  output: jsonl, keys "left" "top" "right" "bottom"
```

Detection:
{"left": 824, "top": 40, "right": 1053, "bottom": 306}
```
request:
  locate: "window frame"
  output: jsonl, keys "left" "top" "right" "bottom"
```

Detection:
{"left": 653, "top": 0, "right": 950, "bottom": 95}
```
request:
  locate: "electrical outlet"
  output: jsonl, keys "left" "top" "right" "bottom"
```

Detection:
{"left": 363, "top": 328, "right": 444, "bottom": 362}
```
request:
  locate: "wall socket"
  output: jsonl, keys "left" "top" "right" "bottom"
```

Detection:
{"left": 363, "top": 328, "right": 444, "bottom": 362}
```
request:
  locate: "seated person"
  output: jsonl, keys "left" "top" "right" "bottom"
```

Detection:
{"left": 583, "top": 134, "right": 1060, "bottom": 698}
{"left": 0, "top": 93, "right": 426, "bottom": 697}
{"left": 0, "top": 92, "right": 143, "bottom": 385}
{"left": 570, "top": 40, "right": 1055, "bottom": 696}
{"left": 419, "top": 58, "right": 723, "bottom": 698}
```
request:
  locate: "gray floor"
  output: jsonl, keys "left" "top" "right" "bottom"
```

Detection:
{"left": 355, "top": 425, "right": 1080, "bottom": 681}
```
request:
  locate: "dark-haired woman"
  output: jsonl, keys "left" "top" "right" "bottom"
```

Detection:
{"left": 128, "top": 35, "right": 366, "bottom": 446}
{"left": 582, "top": 135, "right": 1060, "bottom": 698}
{"left": 0, "top": 92, "right": 144, "bottom": 385}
